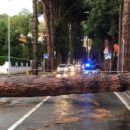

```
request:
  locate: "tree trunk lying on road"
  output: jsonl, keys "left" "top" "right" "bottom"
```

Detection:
{"left": 0, "top": 73, "right": 130, "bottom": 97}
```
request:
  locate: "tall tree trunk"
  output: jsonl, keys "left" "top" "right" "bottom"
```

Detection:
{"left": 117, "top": 0, "right": 123, "bottom": 71}
{"left": 50, "top": 0, "right": 54, "bottom": 70}
{"left": 73, "top": 21, "right": 83, "bottom": 60}
{"left": 68, "top": 24, "right": 73, "bottom": 63}
{"left": 121, "top": 0, "right": 130, "bottom": 71}
{"left": 42, "top": 0, "right": 54, "bottom": 72}
{"left": 32, "top": 0, "right": 38, "bottom": 75}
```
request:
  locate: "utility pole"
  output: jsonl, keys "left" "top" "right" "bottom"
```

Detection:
{"left": 8, "top": 0, "right": 11, "bottom": 76}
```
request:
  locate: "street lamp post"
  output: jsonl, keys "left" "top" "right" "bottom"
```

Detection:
{"left": 8, "top": 0, "right": 11, "bottom": 76}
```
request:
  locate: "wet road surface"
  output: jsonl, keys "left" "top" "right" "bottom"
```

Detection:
{"left": 0, "top": 92, "right": 130, "bottom": 130}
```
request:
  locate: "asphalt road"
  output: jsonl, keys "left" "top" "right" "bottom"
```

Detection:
{"left": 0, "top": 91, "right": 130, "bottom": 130}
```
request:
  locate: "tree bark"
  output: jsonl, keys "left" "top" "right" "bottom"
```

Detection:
{"left": 68, "top": 24, "right": 73, "bottom": 63}
{"left": 42, "top": 0, "right": 54, "bottom": 71}
{"left": 32, "top": 0, "right": 38, "bottom": 75}
{"left": 121, "top": 0, "right": 130, "bottom": 71}
{"left": 0, "top": 73, "right": 130, "bottom": 97}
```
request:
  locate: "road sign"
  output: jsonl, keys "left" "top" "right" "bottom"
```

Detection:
{"left": 104, "top": 52, "right": 112, "bottom": 59}
{"left": 43, "top": 54, "right": 48, "bottom": 59}
{"left": 104, "top": 48, "right": 108, "bottom": 54}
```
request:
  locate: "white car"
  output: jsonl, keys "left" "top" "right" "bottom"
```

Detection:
{"left": 57, "top": 64, "right": 68, "bottom": 73}
{"left": 67, "top": 64, "right": 75, "bottom": 72}
{"left": 75, "top": 63, "right": 81, "bottom": 72}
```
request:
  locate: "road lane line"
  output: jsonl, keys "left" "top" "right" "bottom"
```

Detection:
{"left": 114, "top": 92, "right": 130, "bottom": 111}
{"left": 7, "top": 96, "right": 50, "bottom": 130}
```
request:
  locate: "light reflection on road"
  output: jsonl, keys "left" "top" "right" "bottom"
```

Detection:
{"left": 56, "top": 71, "right": 77, "bottom": 78}
{"left": 54, "top": 95, "right": 73, "bottom": 118}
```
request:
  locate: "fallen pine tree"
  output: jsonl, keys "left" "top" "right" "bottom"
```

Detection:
{"left": 0, "top": 73, "right": 130, "bottom": 97}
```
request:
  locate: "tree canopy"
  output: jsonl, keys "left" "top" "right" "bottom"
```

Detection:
{"left": 0, "top": 9, "right": 46, "bottom": 63}
{"left": 0, "top": 0, "right": 122, "bottom": 71}
{"left": 40, "top": 0, "right": 120, "bottom": 69}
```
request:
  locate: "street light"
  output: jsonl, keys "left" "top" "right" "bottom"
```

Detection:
{"left": 8, "top": 0, "right": 11, "bottom": 76}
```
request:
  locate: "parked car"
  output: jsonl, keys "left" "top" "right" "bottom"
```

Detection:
{"left": 57, "top": 64, "right": 68, "bottom": 73}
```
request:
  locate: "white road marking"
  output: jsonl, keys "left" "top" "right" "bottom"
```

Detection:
{"left": 7, "top": 96, "right": 50, "bottom": 130}
{"left": 114, "top": 92, "right": 130, "bottom": 111}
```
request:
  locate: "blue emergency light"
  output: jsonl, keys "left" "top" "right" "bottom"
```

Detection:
{"left": 85, "top": 63, "right": 91, "bottom": 67}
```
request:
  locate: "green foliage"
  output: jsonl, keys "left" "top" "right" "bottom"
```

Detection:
{"left": 55, "top": 22, "right": 69, "bottom": 61}
{"left": 37, "top": 42, "right": 46, "bottom": 61}
{"left": 37, "top": 1, "right": 43, "bottom": 16}
{"left": 38, "top": 21, "right": 46, "bottom": 32}
{"left": 0, "top": 10, "right": 34, "bottom": 60}
{"left": 0, "top": 0, "right": 120, "bottom": 65}
{"left": 0, "top": 14, "right": 8, "bottom": 55}
{"left": 53, "top": 0, "right": 86, "bottom": 61}
{"left": 11, "top": 9, "right": 32, "bottom": 35}
{"left": 0, "top": 56, "right": 8, "bottom": 65}
{"left": 84, "top": 0, "right": 119, "bottom": 39}
{"left": 83, "top": 0, "right": 119, "bottom": 61}
{"left": 0, "top": 56, "right": 30, "bottom": 66}
{"left": 10, "top": 11, "right": 32, "bottom": 59}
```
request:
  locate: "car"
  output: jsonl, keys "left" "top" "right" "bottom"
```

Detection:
{"left": 67, "top": 64, "right": 75, "bottom": 72}
{"left": 83, "top": 62, "right": 99, "bottom": 75}
{"left": 75, "top": 63, "right": 82, "bottom": 72}
{"left": 57, "top": 64, "right": 68, "bottom": 73}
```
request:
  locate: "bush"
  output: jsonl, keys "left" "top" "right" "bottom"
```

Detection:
{"left": 0, "top": 56, "right": 8, "bottom": 65}
{"left": 0, "top": 56, "right": 31, "bottom": 66}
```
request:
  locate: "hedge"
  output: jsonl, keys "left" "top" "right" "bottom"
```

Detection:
{"left": 0, "top": 56, "right": 31, "bottom": 66}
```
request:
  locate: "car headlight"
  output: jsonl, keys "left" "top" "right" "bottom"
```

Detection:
{"left": 70, "top": 71, "right": 75, "bottom": 75}
{"left": 56, "top": 74, "right": 61, "bottom": 78}
{"left": 71, "top": 67, "right": 74, "bottom": 71}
